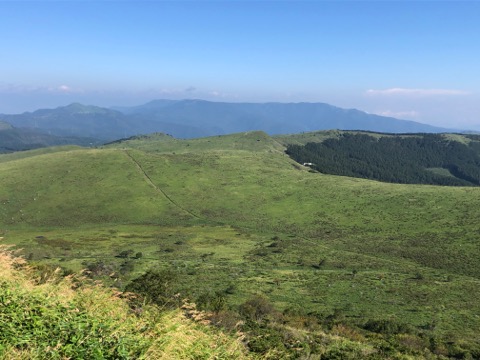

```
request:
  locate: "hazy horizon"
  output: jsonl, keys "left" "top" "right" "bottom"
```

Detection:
{"left": 1, "top": 1, "right": 479, "bottom": 129}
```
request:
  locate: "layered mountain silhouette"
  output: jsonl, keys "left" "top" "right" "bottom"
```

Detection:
{"left": 0, "top": 120, "right": 99, "bottom": 153}
{"left": 2, "top": 99, "right": 453, "bottom": 142}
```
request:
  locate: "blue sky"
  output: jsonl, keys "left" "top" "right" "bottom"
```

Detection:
{"left": 1, "top": 1, "right": 479, "bottom": 129}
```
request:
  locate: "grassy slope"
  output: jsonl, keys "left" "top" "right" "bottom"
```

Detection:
{"left": 0, "top": 147, "right": 195, "bottom": 227}
{"left": 2, "top": 247, "right": 404, "bottom": 359}
{"left": 274, "top": 130, "right": 428, "bottom": 146}
{"left": 0, "top": 248, "right": 250, "bottom": 359}
{"left": 1, "top": 132, "right": 480, "bottom": 347}
{"left": 0, "top": 145, "right": 82, "bottom": 164}
{"left": 120, "top": 135, "right": 480, "bottom": 339}
{"left": 106, "top": 131, "right": 285, "bottom": 154}
{"left": 274, "top": 129, "right": 346, "bottom": 146}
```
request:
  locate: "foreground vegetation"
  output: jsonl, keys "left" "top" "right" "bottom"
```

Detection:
{"left": 3, "top": 247, "right": 477, "bottom": 359}
{"left": 1, "top": 130, "right": 480, "bottom": 358}
{"left": 0, "top": 248, "right": 249, "bottom": 359}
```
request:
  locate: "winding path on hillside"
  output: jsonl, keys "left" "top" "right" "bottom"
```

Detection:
{"left": 123, "top": 150, "right": 203, "bottom": 220}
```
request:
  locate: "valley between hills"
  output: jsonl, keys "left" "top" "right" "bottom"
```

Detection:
{"left": 1, "top": 130, "right": 480, "bottom": 359}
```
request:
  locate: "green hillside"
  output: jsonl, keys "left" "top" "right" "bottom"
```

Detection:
{"left": 283, "top": 131, "right": 480, "bottom": 186}
{"left": 105, "top": 130, "right": 285, "bottom": 154}
{"left": 1, "top": 131, "right": 480, "bottom": 358}
{"left": 0, "top": 148, "right": 196, "bottom": 227}
{"left": 0, "top": 121, "right": 13, "bottom": 130}
{"left": 0, "top": 145, "right": 82, "bottom": 164}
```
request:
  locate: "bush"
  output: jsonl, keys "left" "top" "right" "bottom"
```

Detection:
{"left": 243, "top": 325, "right": 286, "bottom": 355}
{"left": 239, "top": 295, "right": 276, "bottom": 322}
{"left": 362, "top": 318, "right": 414, "bottom": 335}
{"left": 196, "top": 291, "right": 227, "bottom": 313}
{"left": 208, "top": 310, "right": 243, "bottom": 332}
{"left": 116, "top": 250, "right": 133, "bottom": 258}
{"left": 119, "top": 260, "right": 134, "bottom": 275}
{"left": 125, "top": 268, "right": 182, "bottom": 309}
{"left": 83, "top": 260, "right": 115, "bottom": 277}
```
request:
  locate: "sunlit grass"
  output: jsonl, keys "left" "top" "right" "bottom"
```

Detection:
{"left": 2, "top": 131, "right": 480, "bottom": 346}
{"left": 0, "top": 248, "right": 250, "bottom": 359}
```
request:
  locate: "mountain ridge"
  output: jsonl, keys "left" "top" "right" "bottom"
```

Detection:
{"left": 2, "top": 99, "right": 456, "bottom": 141}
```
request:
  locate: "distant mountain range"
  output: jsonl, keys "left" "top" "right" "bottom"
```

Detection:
{"left": 0, "top": 119, "right": 99, "bottom": 153}
{"left": 1, "top": 99, "right": 456, "bottom": 143}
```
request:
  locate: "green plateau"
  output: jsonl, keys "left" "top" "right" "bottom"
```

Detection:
{"left": 1, "top": 130, "right": 480, "bottom": 358}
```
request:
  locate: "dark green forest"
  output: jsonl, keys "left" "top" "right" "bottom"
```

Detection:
{"left": 286, "top": 133, "right": 480, "bottom": 186}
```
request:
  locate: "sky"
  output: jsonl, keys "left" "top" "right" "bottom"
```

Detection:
{"left": 1, "top": 0, "right": 479, "bottom": 129}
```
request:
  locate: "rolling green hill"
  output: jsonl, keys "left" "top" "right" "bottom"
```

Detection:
{"left": 1, "top": 131, "right": 480, "bottom": 358}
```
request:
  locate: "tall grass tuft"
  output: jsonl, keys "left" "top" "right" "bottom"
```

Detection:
{"left": 0, "top": 247, "right": 250, "bottom": 359}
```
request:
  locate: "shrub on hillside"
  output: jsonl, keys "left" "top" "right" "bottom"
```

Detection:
{"left": 125, "top": 268, "right": 182, "bottom": 309}
{"left": 239, "top": 295, "right": 277, "bottom": 323}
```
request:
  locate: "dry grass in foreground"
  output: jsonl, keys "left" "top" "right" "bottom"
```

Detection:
{"left": 0, "top": 247, "right": 250, "bottom": 360}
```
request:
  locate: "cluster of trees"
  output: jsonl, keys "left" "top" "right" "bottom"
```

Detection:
{"left": 286, "top": 133, "right": 480, "bottom": 186}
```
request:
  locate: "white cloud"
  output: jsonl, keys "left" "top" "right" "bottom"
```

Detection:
{"left": 0, "top": 83, "right": 83, "bottom": 94}
{"left": 366, "top": 88, "right": 470, "bottom": 96}
{"left": 209, "top": 90, "right": 230, "bottom": 98}
{"left": 375, "top": 110, "right": 420, "bottom": 119}
{"left": 133, "top": 87, "right": 233, "bottom": 101}
{"left": 58, "top": 85, "right": 72, "bottom": 92}
{"left": 0, "top": 83, "right": 42, "bottom": 93}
